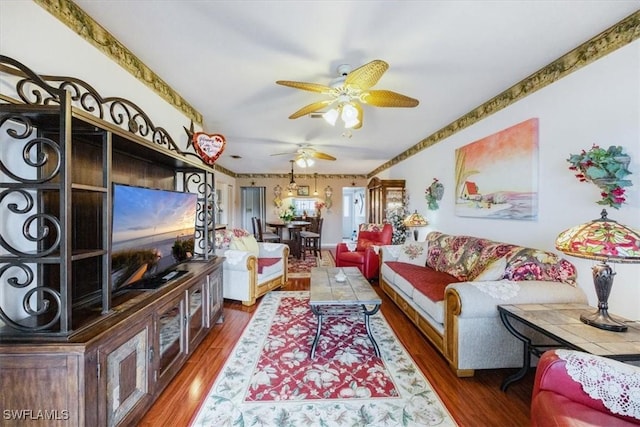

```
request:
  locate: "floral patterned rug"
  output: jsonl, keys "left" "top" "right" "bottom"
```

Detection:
{"left": 190, "top": 291, "right": 457, "bottom": 426}
{"left": 287, "top": 250, "right": 335, "bottom": 278}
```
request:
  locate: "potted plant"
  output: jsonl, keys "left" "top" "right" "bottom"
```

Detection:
{"left": 567, "top": 144, "right": 632, "bottom": 209}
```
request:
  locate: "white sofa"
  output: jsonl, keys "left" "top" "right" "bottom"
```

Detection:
{"left": 215, "top": 228, "right": 289, "bottom": 305}
{"left": 379, "top": 231, "right": 588, "bottom": 377}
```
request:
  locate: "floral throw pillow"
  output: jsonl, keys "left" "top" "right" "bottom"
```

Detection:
{"left": 215, "top": 228, "right": 251, "bottom": 251}
{"left": 397, "top": 242, "right": 429, "bottom": 266}
{"left": 504, "top": 248, "right": 577, "bottom": 285}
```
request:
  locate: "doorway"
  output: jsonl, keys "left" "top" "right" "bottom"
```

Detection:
{"left": 240, "top": 186, "right": 267, "bottom": 232}
{"left": 342, "top": 187, "right": 366, "bottom": 239}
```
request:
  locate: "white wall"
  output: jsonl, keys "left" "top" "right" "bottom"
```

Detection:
{"left": 391, "top": 41, "right": 640, "bottom": 320}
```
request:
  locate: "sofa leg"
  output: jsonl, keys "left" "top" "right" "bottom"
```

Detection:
{"left": 453, "top": 367, "right": 475, "bottom": 378}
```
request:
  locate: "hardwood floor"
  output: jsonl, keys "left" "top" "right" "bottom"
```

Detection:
{"left": 139, "top": 277, "right": 534, "bottom": 426}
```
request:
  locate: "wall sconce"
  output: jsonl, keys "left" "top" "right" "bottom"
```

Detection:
{"left": 274, "top": 184, "right": 282, "bottom": 207}
{"left": 324, "top": 185, "right": 333, "bottom": 209}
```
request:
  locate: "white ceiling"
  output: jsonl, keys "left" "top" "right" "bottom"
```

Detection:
{"left": 74, "top": 1, "right": 639, "bottom": 176}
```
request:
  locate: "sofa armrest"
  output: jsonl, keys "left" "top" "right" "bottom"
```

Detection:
{"left": 379, "top": 245, "right": 400, "bottom": 262}
{"left": 335, "top": 242, "right": 349, "bottom": 257}
{"left": 533, "top": 350, "right": 640, "bottom": 425}
{"left": 220, "top": 249, "right": 256, "bottom": 272}
{"left": 258, "top": 242, "right": 288, "bottom": 258}
{"left": 445, "top": 280, "right": 588, "bottom": 318}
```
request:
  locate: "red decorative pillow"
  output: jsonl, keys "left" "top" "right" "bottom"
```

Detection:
{"left": 357, "top": 238, "right": 376, "bottom": 252}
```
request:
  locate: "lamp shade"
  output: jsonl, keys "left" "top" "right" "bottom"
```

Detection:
{"left": 403, "top": 210, "right": 428, "bottom": 227}
{"left": 555, "top": 209, "right": 640, "bottom": 264}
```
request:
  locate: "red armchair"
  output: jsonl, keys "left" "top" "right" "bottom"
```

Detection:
{"left": 335, "top": 223, "right": 393, "bottom": 280}
{"left": 532, "top": 349, "right": 640, "bottom": 426}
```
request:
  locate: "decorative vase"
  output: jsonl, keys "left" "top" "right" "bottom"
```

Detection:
{"left": 316, "top": 209, "right": 321, "bottom": 218}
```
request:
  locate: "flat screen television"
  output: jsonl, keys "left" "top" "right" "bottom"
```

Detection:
{"left": 111, "top": 183, "right": 198, "bottom": 291}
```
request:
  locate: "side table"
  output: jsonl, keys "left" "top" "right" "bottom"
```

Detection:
{"left": 498, "top": 303, "right": 640, "bottom": 391}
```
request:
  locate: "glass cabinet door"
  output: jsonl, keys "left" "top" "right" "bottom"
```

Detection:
{"left": 187, "top": 282, "right": 206, "bottom": 351}
{"left": 156, "top": 295, "right": 185, "bottom": 386}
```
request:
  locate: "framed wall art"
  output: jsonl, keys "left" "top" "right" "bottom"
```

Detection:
{"left": 454, "top": 118, "right": 539, "bottom": 221}
{"left": 297, "top": 185, "right": 310, "bottom": 197}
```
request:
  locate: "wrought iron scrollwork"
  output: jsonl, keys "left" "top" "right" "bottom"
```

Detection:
{"left": 2, "top": 55, "right": 183, "bottom": 155}
{"left": 182, "top": 171, "right": 215, "bottom": 257}
{"left": 0, "top": 115, "right": 61, "bottom": 184}
{"left": 0, "top": 262, "right": 61, "bottom": 332}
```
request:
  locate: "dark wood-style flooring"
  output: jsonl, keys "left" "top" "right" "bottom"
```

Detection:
{"left": 139, "top": 277, "right": 534, "bottom": 426}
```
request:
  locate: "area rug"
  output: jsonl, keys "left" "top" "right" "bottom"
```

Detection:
{"left": 190, "top": 291, "right": 457, "bottom": 426}
{"left": 287, "top": 249, "right": 335, "bottom": 278}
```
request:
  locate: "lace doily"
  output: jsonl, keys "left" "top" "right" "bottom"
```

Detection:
{"left": 223, "top": 250, "right": 247, "bottom": 265}
{"left": 470, "top": 280, "right": 520, "bottom": 300}
{"left": 557, "top": 349, "right": 640, "bottom": 420}
{"left": 386, "top": 245, "right": 401, "bottom": 259}
{"left": 261, "top": 243, "right": 281, "bottom": 252}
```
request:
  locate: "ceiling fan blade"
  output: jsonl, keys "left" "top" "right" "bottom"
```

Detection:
{"left": 309, "top": 151, "right": 336, "bottom": 161}
{"left": 288, "top": 99, "right": 335, "bottom": 119}
{"left": 276, "top": 80, "right": 334, "bottom": 94}
{"left": 360, "top": 90, "right": 419, "bottom": 108}
{"left": 344, "top": 60, "right": 388, "bottom": 90}
{"left": 270, "top": 151, "right": 298, "bottom": 156}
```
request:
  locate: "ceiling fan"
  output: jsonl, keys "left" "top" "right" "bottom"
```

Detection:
{"left": 271, "top": 145, "right": 336, "bottom": 168}
{"left": 276, "top": 59, "right": 419, "bottom": 130}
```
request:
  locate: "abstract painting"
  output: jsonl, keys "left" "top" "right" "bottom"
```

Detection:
{"left": 454, "top": 118, "right": 538, "bottom": 220}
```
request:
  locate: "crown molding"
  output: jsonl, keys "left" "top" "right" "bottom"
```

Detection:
{"left": 34, "top": 0, "right": 203, "bottom": 126}
{"left": 236, "top": 173, "right": 367, "bottom": 180}
{"left": 368, "top": 10, "right": 640, "bottom": 178}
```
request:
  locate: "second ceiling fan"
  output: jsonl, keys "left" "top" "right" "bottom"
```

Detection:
{"left": 276, "top": 59, "right": 419, "bottom": 129}
{"left": 271, "top": 145, "right": 335, "bottom": 168}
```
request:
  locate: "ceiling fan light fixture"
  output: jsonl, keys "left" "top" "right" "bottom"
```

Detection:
{"left": 341, "top": 103, "right": 360, "bottom": 128}
{"left": 296, "top": 157, "right": 315, "bottom": 168}
{"left": 322, "top": 108, "right": 339, "bottom": 126}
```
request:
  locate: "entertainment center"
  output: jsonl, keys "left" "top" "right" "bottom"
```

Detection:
{"left": 0, "top": 56, "right": 224, "bottom": 426}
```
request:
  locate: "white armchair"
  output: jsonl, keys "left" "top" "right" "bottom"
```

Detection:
{"left": 215, "top": 228, "right": 289, "bottom": 306}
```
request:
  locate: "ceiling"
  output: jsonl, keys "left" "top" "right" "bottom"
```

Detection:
{"left": 73, "top": 1, "right": 639, "bottom": 177}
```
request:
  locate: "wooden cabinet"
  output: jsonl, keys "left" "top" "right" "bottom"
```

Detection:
{"left": 0, "top": 56, "right": 224, "bottom": 426}
{"left": 98, "top": 317, "right": 153, "bottom": 427}
{"left": 0, "top": 259, "right": 223, "bottom": 427}
{"left": 367, "top": 177, "right": 406, "bottom": 223}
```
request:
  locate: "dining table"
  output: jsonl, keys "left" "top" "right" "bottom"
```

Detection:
{"left": 266, "top": 220, "right": 311, "bottom": 259}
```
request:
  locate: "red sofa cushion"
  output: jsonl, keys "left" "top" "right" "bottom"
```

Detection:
{"left": 257, "top": 257, "right": 280, "bottom": 274}
{"left": 386, "top": 261, "right": 461, "bottom": 302}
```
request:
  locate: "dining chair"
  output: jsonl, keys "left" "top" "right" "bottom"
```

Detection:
{"left": 300, "top": 217, "right": 323, "bottom": 260}
{"left": 253, "top": 217, "right": 280, "bottom": 243}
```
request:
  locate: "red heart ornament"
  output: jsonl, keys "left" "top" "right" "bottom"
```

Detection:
{"left": 193, "top": 132, "right": 226, "bottom": 165}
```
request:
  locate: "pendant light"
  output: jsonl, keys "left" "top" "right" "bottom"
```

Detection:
{"left": 287, "top": 160, "right": 298, "bottom": 195}
{"left": 313, "top": 173, "right": 319, "bottom": 196}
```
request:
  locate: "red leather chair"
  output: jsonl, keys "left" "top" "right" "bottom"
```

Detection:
{"left": 335, "top": 223, "right": 393, "bottom": 280}
{"left": 532, "top": 349, "right": 640, "bottom": 426}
